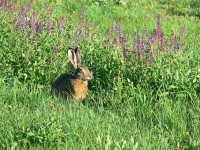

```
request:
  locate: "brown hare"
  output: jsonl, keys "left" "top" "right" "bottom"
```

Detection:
{"left": 52, "top": 47, "right": 93, "bottom": 102}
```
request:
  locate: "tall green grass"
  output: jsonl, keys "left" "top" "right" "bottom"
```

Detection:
{"left": 0, "top": 0, "right": 200, "bottom": 149}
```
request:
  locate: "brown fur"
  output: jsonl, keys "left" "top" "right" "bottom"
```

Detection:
{"left": 72, "top": 79, "right": 88, "bottom": 101}
{"left": 52, "top": 47, "right": 92, "bottom": 102}
{"left": 52, "top": 74, "right": 90, "bottom": 102}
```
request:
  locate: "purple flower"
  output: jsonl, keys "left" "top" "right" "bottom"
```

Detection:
{"left": 134, "top": 36, "right": 141, "bottom": 50}
{"left": 133, "top": 33, "right": 143, "bottom": 58}
{"left": 35, "top": 20, "right": 43, "bottom": 32}
{"left": 156, "top": 16, "right": 161, "bottom": 37}
{"left": 56, "top": 17, "right": 64, "bottom": 35}
{"left": 29, "top": 14, "right": 37, "bottom": 32}
{"left": 160, "top": 32, "right": 164, "bottom": 49}
{"left": 0, "top": 0, "right": 4, "bottom": 7}
{"left": 0, "top": 0, "right": 7, "bottom": 8}
{"left": 16, "top": 5, "right": 26, "bottom": 31}
{"left": 47, "top": 20, "right": 52, "bottom": 35}
{"left": 149, "top": 35, "right": 156, "bottom": 44}
{"left": 17, "top": 17, "right": 26, "bottom": 31}
{"left": 28, "top": 13, "right": 43, "bottom": 33}
{"left": 155, "top": 15, "right": 164, "bottom": 49}
{"left": 134, "top": 35, "right": 144, "bottom": 50}
{"left": 19, "top": 5, "right": 25, "bottom": 15}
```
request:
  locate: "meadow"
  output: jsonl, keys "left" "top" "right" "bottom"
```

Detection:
{"left": 0, "top": 0, "right": 200, "bottom": 149}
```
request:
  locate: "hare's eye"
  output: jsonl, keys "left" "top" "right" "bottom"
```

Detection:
{"left": 78, "top": 68, "right": 84, "bottom": 74}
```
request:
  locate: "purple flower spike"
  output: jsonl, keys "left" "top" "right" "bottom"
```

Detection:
{"left": 16, "top": 5, "right": 26, "bottom": 31}
{"left": 155, "top": 15, "right": 164, "bottom": 49}
{"left": 56, "top": 17, "right": 64, "bottom": 35}
{"left": 0, "top": 0, "right": 8, "bottom": 9}
{"left": 19, "top": 5, "right": 25, "bottom": 15}
{"left": 47, "top": 20, "right": 52, "bottom": 35}
{"left": 17, "top": 17, "right": 26, "bottom": 31}
{"left": 29, "top": 13, "right": 37, "bottom": 32}
{"left": 160, "top": 32, "right": 164, "bottom": 49}
{"left": 140, "top": 39, "right": 144, "bottom": 49}
{"left": 156, "top": 16, "right": 161, "bottom": 36}
{"left": 28, "top": 13, "right": 43, "bottom": 33}
{"left": 133, "top": 36, "right": 140, "bottom": 57}
{"left": 134, "top": 36, "right": 141, "bottom": 50}
{"left": 135, "top": 36, "right": 144, "bottom": 50}
{"left": 149, "top": 35, "right": 156, "bottom": 44}
{"left": 0, "top": 0, "right": 5, "bottom": 8}
{"left": 35, "top": 21, "right": 43, "bottom": 32}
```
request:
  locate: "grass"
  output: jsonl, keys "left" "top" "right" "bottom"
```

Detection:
{"left": 0, "top": 0, "right": 200, "bottom": 149}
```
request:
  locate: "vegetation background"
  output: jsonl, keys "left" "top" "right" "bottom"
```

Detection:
{"left": 0, "top": 0, "right": 200, "bottom": 149}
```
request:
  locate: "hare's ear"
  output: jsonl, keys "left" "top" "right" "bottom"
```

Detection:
{"left": 75, "top": 47, "right": 81, "bottom": 68}
{"left": 68, "top": 49, "right": 78, "bottom": 69}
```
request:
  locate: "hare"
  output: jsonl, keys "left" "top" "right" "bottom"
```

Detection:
{"left": 52, "top": 47, "right": 93, "bottom": 102}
